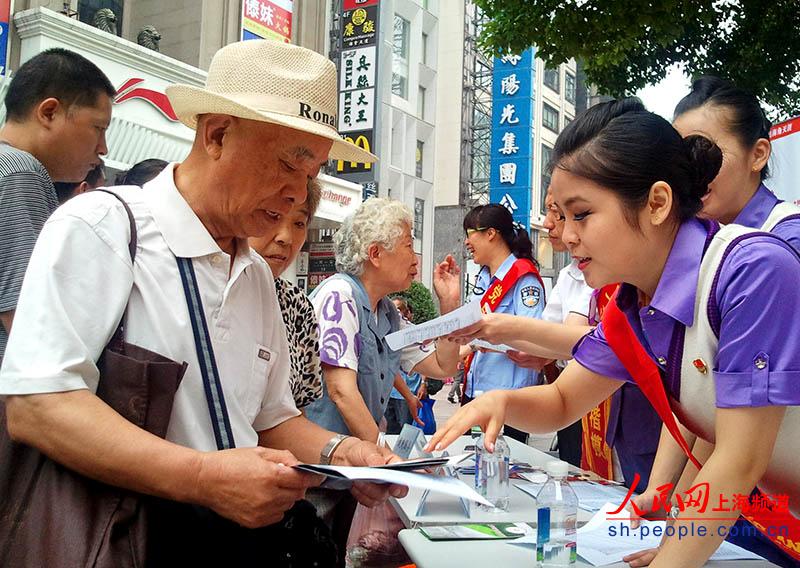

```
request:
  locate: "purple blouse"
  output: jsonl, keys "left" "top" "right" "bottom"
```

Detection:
{"left": 734, "top": 183, "right": 800, "bottom": 252}
{"left": 573, "top": 218, "right": 800, "bottom": 408}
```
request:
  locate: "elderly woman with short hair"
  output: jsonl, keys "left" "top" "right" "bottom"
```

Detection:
{"left": 304, "top": 198, "right": 461, "bottom": 442}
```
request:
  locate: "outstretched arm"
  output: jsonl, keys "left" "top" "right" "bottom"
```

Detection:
{"left": 425, "top": 360, "right": 623, "bottom": 452}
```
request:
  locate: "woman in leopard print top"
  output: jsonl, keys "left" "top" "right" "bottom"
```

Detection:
{"left": 250, "top": 179, "right": 322, "bottom": 409}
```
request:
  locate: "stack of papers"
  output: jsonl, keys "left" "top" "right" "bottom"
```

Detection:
{"left": 294, "top": 456, "right": 491, "bottom": 507}
{"left": 385, "top": 302, "right": 481, "bottom": 350}
{"left": 515, "top": 480, "right": 634, "bottom": 513}
{"left": 508, "top": 502, "right": 764, "bottom": 566}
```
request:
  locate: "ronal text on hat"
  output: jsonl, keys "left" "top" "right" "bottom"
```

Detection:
{"left": 299, "top": 103, "right": 336, "bottom": 127}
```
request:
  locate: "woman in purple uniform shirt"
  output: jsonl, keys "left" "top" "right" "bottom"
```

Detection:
{"left": 628, "top": 77, "right": 800, "bottom": 567}
{"left": 428, "top": 98, "right": 800, "bottom": 568}
{"left": 674, "top": 76, "right": 800, "bottom": 249}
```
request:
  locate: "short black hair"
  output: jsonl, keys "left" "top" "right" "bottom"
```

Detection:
{"left": 674, "top": 76, "right": 771, "bottom": 181}
{"left": 53, "top": 161, "right": 106, "bottom": 204}
{"left": 551, "top": 98, "right": 722, "bottom": 227}
{"left": 4, "top": 48, "right": 115, "bottom": 122}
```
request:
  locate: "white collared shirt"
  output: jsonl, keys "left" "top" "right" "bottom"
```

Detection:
{"left": 0, "top": 164, "right": 299, "bottom": 451}
{"left": 541, "top": 260, "right": 594, "bottom": 324}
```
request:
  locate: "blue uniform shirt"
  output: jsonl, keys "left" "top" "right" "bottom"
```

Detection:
{"left": 390, "top": 369, "right": 423, "bottom": 399}
{"left": 466, "top": 253, "right": 545, "bottom": 397}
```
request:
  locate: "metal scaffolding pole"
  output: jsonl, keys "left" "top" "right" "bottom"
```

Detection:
{"left": 460, "top": 1, "right": 492, "bottom": 209}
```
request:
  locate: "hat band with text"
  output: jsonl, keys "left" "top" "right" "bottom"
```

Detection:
{"left": 220, "top": 92, "right": 337, "bottom": 128}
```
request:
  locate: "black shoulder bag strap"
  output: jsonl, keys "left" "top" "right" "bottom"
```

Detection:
{"left": 175, "top": 256, "right": 236, "bottom": 450}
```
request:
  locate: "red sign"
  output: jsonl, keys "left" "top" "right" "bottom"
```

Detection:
{"left": 242, "top": 0, "right": 293, "bottom": 43}
{"left": 344, "top": 0, "right": 378, "bottom": 9}
{"left": 114, "top": 78, "right": 178, "bottom": 122}
{"left": 770, "top": 116, "right": 800, "bottom": 142}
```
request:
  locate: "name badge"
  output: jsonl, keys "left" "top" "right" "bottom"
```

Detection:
{"left": 258, "top": 348, "right": 271, "bottom": 361}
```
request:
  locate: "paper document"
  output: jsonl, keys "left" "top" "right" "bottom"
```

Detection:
{"left": 470, "top": 339, "right": 514, "bottom": 353}
{"left": 372, "top": 453, "right": 472, "bottom": 472}
{"left": 294, "top": 463, "right": 493, "bottom": 507}
{"left": 385, "top": 301, "right": 482, "bottom": 350}
{"left": 510, "top": 502, "right": 762, "bottom": 566}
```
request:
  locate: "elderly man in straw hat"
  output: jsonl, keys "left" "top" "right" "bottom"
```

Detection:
{"left": 0, "top": 40, "right": 407, "bottom": 565}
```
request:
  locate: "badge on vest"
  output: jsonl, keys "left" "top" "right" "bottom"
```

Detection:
{"left": 258, "top": 348, "right": 272, "bottom": 361}
{"left": 520, "top": 286, "right": 541, "bottom": 308}
{"left": 691, "top": 358, "right": 708, "bottom": 374}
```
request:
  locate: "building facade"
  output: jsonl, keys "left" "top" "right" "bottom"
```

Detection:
{"left": 433, "top": 1, "right": 579, "bottom": 295}
{"left": 329, "top": 0, "right": 438, "bottom": 289}
{"left": 1, "top": 0, "right": 367, "bottom": 290}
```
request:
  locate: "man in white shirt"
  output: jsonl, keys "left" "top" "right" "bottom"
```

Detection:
{"left": 0, "top": 40, "right": 404, "bottom": 563}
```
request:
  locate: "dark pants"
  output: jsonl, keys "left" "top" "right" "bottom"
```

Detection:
{"left": 726, "top": 518, "right": 800, "bottom": 568}
{"left": 385, "top": 397, "right": 412, "bottom": 434}
{"left": 146, "top": 499, "right": 338, "bottom": 567}
{"left": 462, "top": 393, "right": 528, "bottom": 444}
{"left": 556, "top": 419, "right": 583, "bottom": 468}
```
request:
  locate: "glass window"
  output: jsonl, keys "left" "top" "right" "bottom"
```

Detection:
{"left": 565, "top": 72, "right": 576, "bottom": 104}
{"left": 418, "top": 86, "right": 426, "bottom": 119}
{"left": 543, "top": 66, "right": 560, "bottom": 94}
{"left": 416, "top": 140, "right": 424, "bottom": 178}
{"left": 541, "top": 144, "right": 553, "bottom": 214}
{"left": 414, "top": 198, "right": 425, "bottom": 240}
{"left": 422, "top": 33, "right": 428, "bottom": 65}
{"left": 79, "top": 0, "right": 123, "bottom": 36}
{"left": 392, "top": 16, "right": 410, "bottom": 98}
{"left": 543, "top": 103, "right": 560, "bottom": 133}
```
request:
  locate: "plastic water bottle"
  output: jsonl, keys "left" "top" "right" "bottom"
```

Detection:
{"left": 537, "top": 460, "right": 578, "bottom": 567}
{"left": 474, "top": 429, "right": 510, "bottom": 512}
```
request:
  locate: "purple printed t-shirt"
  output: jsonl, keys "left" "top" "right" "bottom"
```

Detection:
{"left": 311, "top": 277, "right": 432, "bottom": 373}
{"left": 573, "top": 218, "right": 800, "bottom": 409}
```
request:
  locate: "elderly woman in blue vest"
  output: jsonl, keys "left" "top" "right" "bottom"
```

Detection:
{"left": 304, "top": 198, "right": 461, "bottom": 443}
{"left": 461, "top": 204, "right": 546, "bottom": 444}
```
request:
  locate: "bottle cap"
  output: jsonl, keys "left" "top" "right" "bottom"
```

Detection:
{"left": 545, "top": 460, "right": 569, "bottom": 478}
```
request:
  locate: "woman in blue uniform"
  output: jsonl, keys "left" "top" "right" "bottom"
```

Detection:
{"left": 430, "top": 99, "right": 800, "bottom": 567}
{"left": 461, "top": 204, "right": 545, "bottom": 443}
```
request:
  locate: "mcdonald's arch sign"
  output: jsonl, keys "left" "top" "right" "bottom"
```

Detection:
{"left": 336, "top": 130, "right": 373, "bottom": 174}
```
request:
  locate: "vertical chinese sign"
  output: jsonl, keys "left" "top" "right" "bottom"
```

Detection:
{"left": 241, "top": 0, "right": 293, "bottom": 43}
{"left": 336, "top": 0, "right": 380, "bottom": 201}
{"left": 489, "top": 48, "right": 536, "bottom": 231}
{"left": 0, "top": 0, "right": 10, "bottom": 76}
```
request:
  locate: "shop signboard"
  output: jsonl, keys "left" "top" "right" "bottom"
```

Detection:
{"left": 770, "top": 116, "right": 800, "bottom": 205}
{"left": 336, "top": 0, "right": 379, "bottom": 193}
{"left": 489, "top": 48, "right": 536, "bottom": 231}
{"left": 0, "top": 0, "right": 10, "bottom": 76}
{"left": 241, "top": 0, "right": 293, "bottom": 42}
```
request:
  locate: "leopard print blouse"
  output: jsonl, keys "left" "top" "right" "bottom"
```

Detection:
{"left": 275, "top": 278, "right": 323, "bottom": 408}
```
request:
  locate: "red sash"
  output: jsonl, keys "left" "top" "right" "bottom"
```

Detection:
{"left": 602, "top": 295, "right": 800, "bottom": 561}
{"left": 580, "top": 284, "right": 620, "bottom": 479}
{"left": 462, "top": 259, "right": 544, "bottom": 398}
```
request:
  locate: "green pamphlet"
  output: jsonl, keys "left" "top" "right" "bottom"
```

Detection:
{"left": 420, "top": 522, "right": 534, "bottom": 541}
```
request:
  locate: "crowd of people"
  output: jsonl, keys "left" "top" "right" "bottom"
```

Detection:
{"left": 0, "top": 37, "right": 798, "bottom": 568}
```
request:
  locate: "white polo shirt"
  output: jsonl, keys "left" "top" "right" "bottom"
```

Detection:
{"left": 0, "top": 164, "right": 300, "bottom": 451}
{"left": 541, "top": 260, "right": 594, "bottom": 324}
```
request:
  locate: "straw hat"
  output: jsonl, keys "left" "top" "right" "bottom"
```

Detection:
{"left": 166, "top": 40, "right": 376, "bottom": 164}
